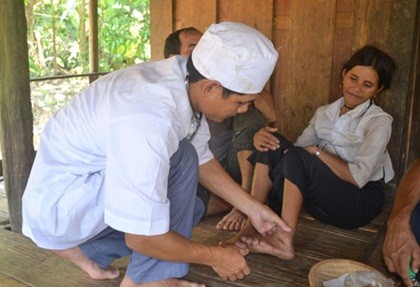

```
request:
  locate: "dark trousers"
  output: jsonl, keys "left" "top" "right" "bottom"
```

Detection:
{"left": 250, "top": 133, "right": 385, "bottom": 229}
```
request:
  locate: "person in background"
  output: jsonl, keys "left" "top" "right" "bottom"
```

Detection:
{"left": 164, "top": 27, "right": 278, "bottom": 231}
{"left": 22, "top": 22, "right": 290, "bottom": 287}
{"left": 383, "top": 158, "right": 420, "bottom": 287}
{"left": 164, "top": 27, "right": 202, "bottom": 59}
{"left": 230, "top": 45, "right": 396, "bottom": 262}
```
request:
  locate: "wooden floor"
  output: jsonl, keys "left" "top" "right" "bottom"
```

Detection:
{"left": 0, "top": 186, "right": 401, "bottom": 287}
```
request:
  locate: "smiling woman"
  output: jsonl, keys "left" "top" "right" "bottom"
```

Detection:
{"left": 339, "top": 45, "right": 395, "bottom": 113}
{"left": 229, "top": 45, "right": 397, "bottom": 262}
{"left": 341, "top": 66, "right": 382, "bottom": 111}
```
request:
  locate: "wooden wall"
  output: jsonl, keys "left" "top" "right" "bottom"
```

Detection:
{"left": 150, "top": 0, "right": 419, "bottom": 182}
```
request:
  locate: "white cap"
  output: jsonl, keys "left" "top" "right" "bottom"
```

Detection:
{"left": 191, "top": 22, "right": 278, "bottom": 94}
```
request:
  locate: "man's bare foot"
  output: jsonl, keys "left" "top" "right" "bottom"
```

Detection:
{"left": 216, "top": 208, "right": 246, "bottom": 231}
{"left": 120, "top": 275, "right": 205, "bottom": 287}
{"left": 53, "top": 247, "right": 120, "bottom": 279}
{"left": 239, "top": 229, "right": 295, "bottom": 260}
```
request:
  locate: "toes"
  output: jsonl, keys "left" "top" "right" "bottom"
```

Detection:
{"left": 105, "top": 267, "right": 120, "bottom": 279}
{"left": 88, "top": 263, "right": 120, "bottom": 280}
{"left": 216, "top": 210, "right": 246, "bottom": 231}
{"left": 234, "top": 241, "right": 247, "bottom": 249}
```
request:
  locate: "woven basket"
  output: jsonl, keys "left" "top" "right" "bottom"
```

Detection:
{"left": 308, "top": 259, "right": 376, "bottom": 287}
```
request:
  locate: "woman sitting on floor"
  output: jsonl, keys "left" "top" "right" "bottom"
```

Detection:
{"left": 232, "top": 45, "right": 397, "bottom": 260}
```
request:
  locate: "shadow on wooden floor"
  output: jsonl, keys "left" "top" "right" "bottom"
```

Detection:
{"left": 0, "top": 186, "right": 399, "bottom": 287}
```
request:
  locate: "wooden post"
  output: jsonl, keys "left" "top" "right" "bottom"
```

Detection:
{"left": 150, "top": 0, "right": 173, "bottom": 60}
{"left": 0, "top": 0, "right": 36, "bottom": 233}
{"left": 89, "top": 0, "right": 99, "bottom": 83}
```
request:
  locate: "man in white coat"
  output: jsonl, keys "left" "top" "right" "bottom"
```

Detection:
{"left": 22, "top": 22, "right": 290, "bottom": 287}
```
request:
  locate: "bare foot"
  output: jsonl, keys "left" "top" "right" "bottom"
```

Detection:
{"left": 221, "top": 219, "right": 257, "bottom": 246}
{"left": 240, "top": 229, "right": 295, "bottom": 260}
{"left": 120, "top": 275, "right": 205, "bottom": 287}
{"left": 222, "top": 220, "right": 294, "bottom": 260}
{"left": 216, "top": 208, "right": 246, "bottom": 231}
{"left": 53, "top": 247, "right": 120, "bottom": 280}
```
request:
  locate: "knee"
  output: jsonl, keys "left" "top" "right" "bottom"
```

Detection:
{"left": 274, "top": 133, "right": 294, "bottom": 148}
{"left": 283, "top": 146, "right": 306, "bottom": 164}
{"left": 281, "top": 147, "right": 310, "bottom": 178}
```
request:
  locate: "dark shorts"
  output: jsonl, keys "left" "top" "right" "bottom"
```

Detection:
{"left": 197, "top": 105, "right": 266, "bottom": 213}
{"left": 233, "top": 104, "right": 266, "bottom": 151}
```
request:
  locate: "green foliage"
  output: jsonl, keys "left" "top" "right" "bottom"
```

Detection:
{"left": 26, "top": 0, "right": 150, "bottom": 78}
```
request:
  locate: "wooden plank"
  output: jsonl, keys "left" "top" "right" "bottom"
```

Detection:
{"left": 272, "top": 0, "right": 290, "bottom": 131}
{"left": 273, "top": 0, "right": 335, "bottom": 141}
{"left": 217, "top": 0, "right": 274, "bottom": 40}
{"left": 0, "top": 187, "right": 393, "bottom": 287}
{"left": 150, "top": 0, "right": 173, "bottom": 60}
{"left": 406, "top": 10, "right": 420, "bottom": 165}
{"left": 328, "top": 0, "right": 354, "bottom": 102}
{"left": 353, "top": 0, "right": 418, "bottom": 182}
{"left": 0, "top": 273, "right": 29, "bottom": 287}
{"left": 174, "top": 0, "right": 216, "bottom": 32}
{"left": 186, "top": 215, "right": 384, "bottom": 286}
{"left": 0, "top": 229, "right": 120, "bottom": 287}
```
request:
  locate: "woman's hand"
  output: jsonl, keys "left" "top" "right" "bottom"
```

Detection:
{"left": 303, "top": 146, "right": 359, "bottom": 186}
{"left": 253, "top": 126, "right": 280, "bottom": 152}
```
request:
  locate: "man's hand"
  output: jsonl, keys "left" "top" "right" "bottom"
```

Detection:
{"left": 212, "top": 244, "right": 250, "bottom": 281}
{"left": 248, "top": 201, "right": 291, "bottom": 236}
{"left": 253, "top": 126, "right": 280, "bottom": 152}
{"left": 383, "top": 218, "right": 420, "bottom": 287}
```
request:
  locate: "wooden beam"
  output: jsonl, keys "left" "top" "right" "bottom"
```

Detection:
{"left": 403, "top": 0, "right": 420, "bottom": 169}
{"left": 353, "top": 0, "right": 419, "bottom": 182}
{"left": 174, "top": 0, "right": 216, "bottom": 32}
{"left": 150, "top": 0, "right": 173, "bottom": 60}
{"left": 218, "top": 0, "right": 273, "bottom": 39}
{"left": 0, "top": 0, "right": 36, "bottom": 233}
{"left": 89, "top": 0, "right": 99, "bottom": 83}
{"left": 273, "top": 0, "right": 335, "bottom": 141}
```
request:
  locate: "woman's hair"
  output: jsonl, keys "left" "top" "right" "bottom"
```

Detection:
{"left": 186, "top": 56, "right": 242, "bottom": 98}
{"left": 342, "top": 45, "right": 396, "bottom": 90}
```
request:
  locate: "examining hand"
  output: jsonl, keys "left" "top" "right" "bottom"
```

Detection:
{"left": 383, "top": 218, "right": 420, "bottom": 287}
{"left": 253, "top": 126, "right": 280, "bottom": 152}
{"left": 248, "top": 201, "right": 291, "bottom": 236}
{"left": 212, "top": 244, "right": 250, "bottom": 281}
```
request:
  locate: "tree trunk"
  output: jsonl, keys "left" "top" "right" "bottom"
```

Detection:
{"left": 0, "top": 0, "right": 36, "bottom": 233}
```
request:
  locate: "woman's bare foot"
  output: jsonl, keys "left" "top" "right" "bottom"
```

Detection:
{"left": 221, "top": 219, "right": 257, "bottom": 246}
{"left": 240, "top": 228, "right": 295, "bottom": 260}
{"left": 53, "top": 247, "right": 120, "bottom": 279}
{"left": 216, "top": 208, "right": 246, "bottom": 231}
{"left": 120, "top": 275, "right": 205, "bottom": 287}
{"left": 222, "top": 219, "right": 294, "bottom": 260}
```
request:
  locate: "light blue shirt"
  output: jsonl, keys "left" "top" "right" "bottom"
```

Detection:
{"left": 295, "top": 97, "right": 394, "bottom": 188}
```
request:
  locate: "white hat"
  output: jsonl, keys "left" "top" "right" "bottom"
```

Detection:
{"left": 191, "top": 21, "right": 278, "bottom": 94}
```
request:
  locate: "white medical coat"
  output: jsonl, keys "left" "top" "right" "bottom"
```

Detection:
{"left": 22, "top": 56, "right": 213, "bottom": 249}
